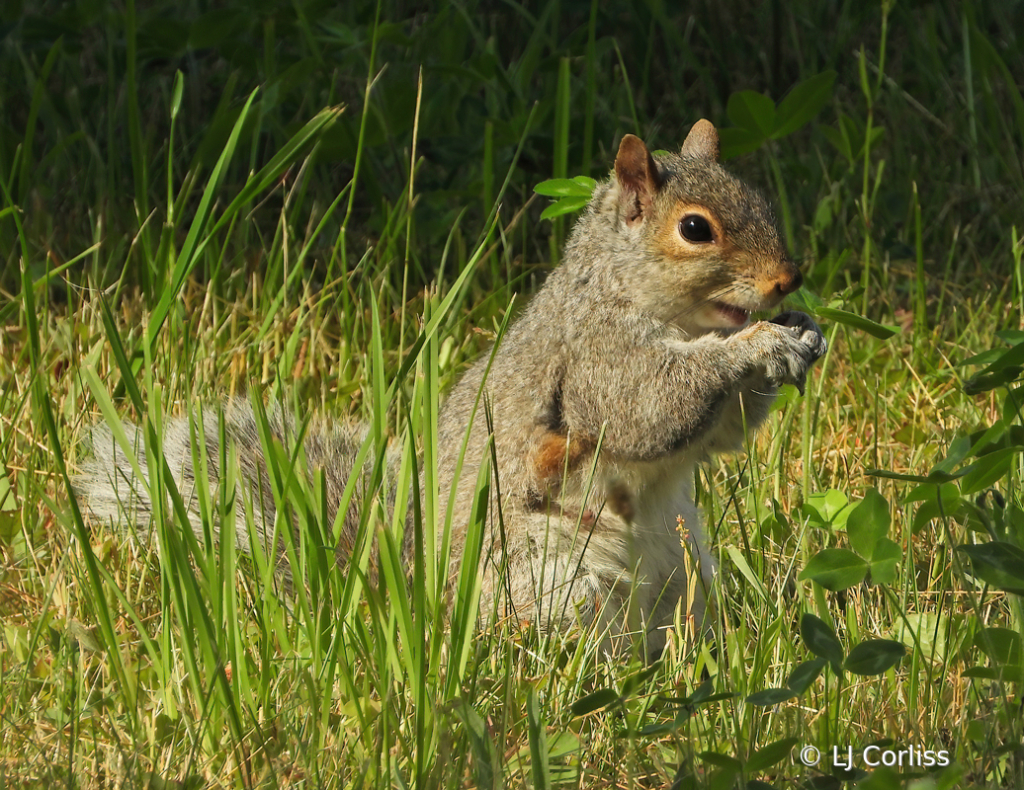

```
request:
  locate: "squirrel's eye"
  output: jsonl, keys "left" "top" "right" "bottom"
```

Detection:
{"left": 679, "top": 214, "right": 714, "bottom": 243}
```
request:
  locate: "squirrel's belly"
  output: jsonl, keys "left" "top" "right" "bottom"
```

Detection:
{"left": 593, "top": 454, "right": 716, "bottom": 645}
{"left": 629, "top": 457, "right": 717, "bottom": 592}
{"left": 579, "top": 452, "right": 718, "bottom": 594}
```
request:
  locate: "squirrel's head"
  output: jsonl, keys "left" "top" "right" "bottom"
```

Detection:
{"left": 608, "top": 121, "right": 802, "bottom": 335}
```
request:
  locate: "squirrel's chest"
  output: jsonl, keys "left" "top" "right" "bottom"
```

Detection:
{"left": 553, "top": 447, "right": 705, "bottom": 533}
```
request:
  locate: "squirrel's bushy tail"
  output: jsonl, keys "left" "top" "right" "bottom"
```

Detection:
{"left": 74, "top": 399, "right": 395, "bottom": 581}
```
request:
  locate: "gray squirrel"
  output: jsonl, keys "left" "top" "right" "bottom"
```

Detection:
{"left": 75, "top": 120, "right": 827, "bottom": 654}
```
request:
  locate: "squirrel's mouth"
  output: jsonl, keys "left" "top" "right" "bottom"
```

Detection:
{"left": 712, "top": 302, "right": 751, "bottom": 326}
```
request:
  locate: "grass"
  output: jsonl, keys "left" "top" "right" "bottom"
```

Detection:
{"left": 2, "top": 0, "right": 1024, "bottom": 787}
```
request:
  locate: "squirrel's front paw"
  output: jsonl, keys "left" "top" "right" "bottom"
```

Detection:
{"left": 769, "top": 311, "right": 828, "bottom": 363}
{"left": 741, "top": 312, "right": 827, "bottom": 394}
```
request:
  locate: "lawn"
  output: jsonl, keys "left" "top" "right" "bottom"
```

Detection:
{"left": 1, "top": 1, "right": 1023, "bottom": 787}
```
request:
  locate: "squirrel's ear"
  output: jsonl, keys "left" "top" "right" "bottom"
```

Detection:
{"left": 681, "top": 119, "right": 720, "bottom": 162}
{"left": 614, "top": 134, "right": 661, "bottom": 226}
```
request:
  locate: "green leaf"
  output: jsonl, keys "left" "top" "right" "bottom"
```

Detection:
{"left": 869, "top": 463, "right": 969, "bottom": 485}
{"left": 979, "top": 339, "right": 1024, "bottom": 376}
{"left": 699, "top": 751, "right": 743, "bottom": 770}
{"left": 997, "top": 330, "right": 1024, "bottom": 344}
{"left": 899, "top": 613, "right": 952, "bottom": 663}
{"left": 846, "top": 489, "right": 890, "bottom": 559}
{"left": 727, "top": 90, "right": 776, "bottom": 137}
{"left": 799, "top": 548, "right": 868, "bottom": 591}
{"left": 904, "top": 481, "right": 961, "bottom": 505}
{"left": 746, "top": 737, "right": 799, "bottom": 773}
{"left": 757, "top": 500, "right": 791, "bottom": 546}
{"left": 0, "top": 512, "right": 17, "bottom": 542}
{"left": 962, "top": 666, "right": 1008, "bottom": 680}
{"left": 684, "top": 678, "right": 716, "bottom": 705}
{"left": 527, "top": 690, "right": 550, "bottom": 790}
{"left": 533, "top": 177, "right": 595, "bottom": 198}
{"left": 965, "top": 540, "right": 1024, "bottom": 577}
{"left": 547, "top": 731, "right": 580, "bottom": 759}
{"left": 932, "top": 435, "right": 973, "bottom": 475}
{"left": 170, "top": 70, "right": 184, "bottom": 120}
{"left": 451, "top": 700, "right": 501, "bottom": 790}
{"left": 815, "top": 307, "right": 898, "bottom": 338}
{"left": 789, "top": 287, "right": 825, "bottom": 313}
{"left": 866, "top": 469, "right": 934, "bottom": 484}
{"left": 745, "top": 688, "right": 797, "bottom": 707}
{"left": 852, "top": 766, "right": 907, "bottom": 790}
{"left": 787, "top": 657, "right": 827, "bottom": 693}
{"left": 719, "top": 126, "right": 766, "bottom": 159}
{"left": 540, "top": 196, "right": 590, "bottom": 220}
{"left": 813, "top": 195, "right": 834, "bottom": 233}
{"left": 960, "top": 348, "right": 1006, "bottom": 367}
{"left": 957, "top": 542, "right": 1024, "bottom": 593}
{"left": 636, "top": 721, "right": 679, "bottom": 737}
{"left": 908, "top": 482, "right": 964, "bottom": 533}
{"left": 800, "top": 614, "right": 844, "bottom": 671}
{"left": 0, "top": 471, "right": 16, "bottom": 512}
{"left": 964, "top": 367, "right": 1023, "bottom": 394}
{"left": 974, "top": 627, "right": 1022, "bottom": 666}
{"left": 802, "top": 489, "right": 852, "bottom": 528}
{"left": 570, "top": 688, "right": 619, "bottom": 716}
{"left": 911, "top": 500, "right": 962, "bottom": 533}
{"left": 858, "top": 45, "right": 872, "bottom": 102}
{"left": 867, "top": 538, "right": 901, "bottom": 585}
{"left": 959, "top": 447, "right": 1020, "bottom": 495}
{"left": 621, "top": 662, "right": 662, "bottom": 696}
{"left": 821, "top": 123, "right": 853, "bottom": 163}
{"left": 772, "top": 71, "right": 837, "bottom": 139}
{"left": 966, "top": 420, "right": 1011, "bottom": 457}
{"left": 844, "top": 640, "right": 905, "bottom": 675}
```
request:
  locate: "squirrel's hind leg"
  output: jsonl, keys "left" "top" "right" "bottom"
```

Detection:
{"left": 475, "top": 509, "right": 651, "bottom": 652}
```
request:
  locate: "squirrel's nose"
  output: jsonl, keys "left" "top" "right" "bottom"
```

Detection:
{"left": 774, "top": 266, "right": 803, "bottom": 296}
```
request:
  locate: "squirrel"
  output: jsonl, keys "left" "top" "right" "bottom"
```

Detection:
{"left": 75, "top": 120, "right": 827, "bottom": 654}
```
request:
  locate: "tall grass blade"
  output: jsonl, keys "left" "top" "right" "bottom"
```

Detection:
{"left": 145, "top": 89, "right": 259, "bottom": 349}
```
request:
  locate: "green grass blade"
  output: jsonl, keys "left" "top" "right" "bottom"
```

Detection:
{"left": 145, "top": 88, "right": 259, "bottom": 347}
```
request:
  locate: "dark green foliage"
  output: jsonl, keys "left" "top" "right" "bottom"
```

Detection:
{"left": 2, "top": 0, "right": 1023, "bottom": 299}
